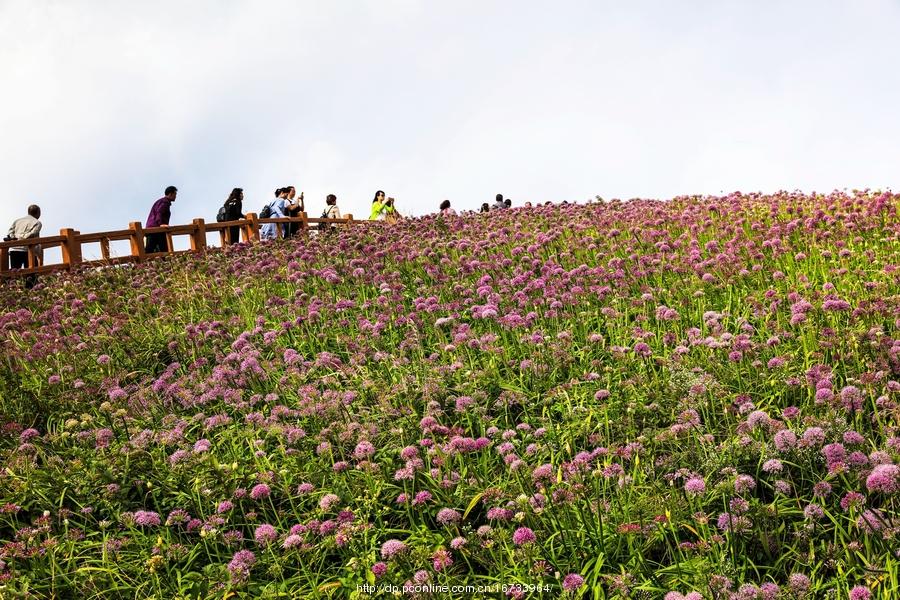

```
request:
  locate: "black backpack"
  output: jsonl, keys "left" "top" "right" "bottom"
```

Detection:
{"left": 315, "top": 208, "right": 328, "bottom": 231}
{"left": 259, "top": 201, "right": 274, "bottom": 219}
{"left": 216, "top": 205, "right": 228, "bottom": 222}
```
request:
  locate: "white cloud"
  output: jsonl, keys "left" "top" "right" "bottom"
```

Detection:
{"left": 1, "top": 0, "right": 899, "bottom": 243}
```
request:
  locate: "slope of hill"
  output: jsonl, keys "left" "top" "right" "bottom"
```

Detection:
{"left": 1, "top": 192, "right": 899, "bottom": 598}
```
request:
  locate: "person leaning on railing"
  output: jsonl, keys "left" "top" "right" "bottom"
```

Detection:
{"left": 5, "top": 204, "right": 42, "bottom": 289}
{"left": 145, "top": 186, "right": 177, "bottom": 253}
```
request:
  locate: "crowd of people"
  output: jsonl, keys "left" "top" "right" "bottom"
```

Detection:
{"left": 143, "top": 185, "right": 345, "bottom": 247}
{"left": 4, "top": 186, "right": 535, "bottom": 286}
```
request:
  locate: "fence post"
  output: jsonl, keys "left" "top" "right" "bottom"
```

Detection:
{"left": 299, "top": 211, "right": 308, "bottom": 235}
{"left": 165, "top": 227, "right": 174, "bottom": 255}
{"left": 129, "top": 222, "right": 146, "bottom": 263}
{"left": 191, "top": 218, "right": 207, "bottom": 254}
{"left": 0, "top": 245, "right": 7, "bottom": 274}
{"left": 60, "top": 228, "right": 82, "bottom": 270}
{"left": 245, "top": 213, "right": 260, "bottom": 242}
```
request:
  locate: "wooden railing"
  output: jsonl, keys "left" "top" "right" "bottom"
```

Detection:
{"left": 0, "top": 211, "right": 358, "bottom": 279}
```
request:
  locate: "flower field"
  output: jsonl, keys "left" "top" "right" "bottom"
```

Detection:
{"left": 1, "top": 191, "right": 899, "bottom": 599}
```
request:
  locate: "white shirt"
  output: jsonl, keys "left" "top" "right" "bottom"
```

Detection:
{"left": 7, "top": 215, "right": 42, "bottom": 257}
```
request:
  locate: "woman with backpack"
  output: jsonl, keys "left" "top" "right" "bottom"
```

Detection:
{"left": 220, "top": 188, "right": 244, "bottom": 245}
{"left": 319, "top": 194, "right": 341, "bottom": 232}
{"left": 260, "top": 188, "right": 288, "bottom": 240}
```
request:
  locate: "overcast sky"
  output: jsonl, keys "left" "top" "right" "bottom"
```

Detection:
{"left": 2, "top": 0, "right": 900, "bottom": 249}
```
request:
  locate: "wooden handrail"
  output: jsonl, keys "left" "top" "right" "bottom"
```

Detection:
{"left": 0, "top": 212, "right": 359, "bottom": 280}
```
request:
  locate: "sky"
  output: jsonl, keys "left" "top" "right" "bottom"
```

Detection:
{"left": 2, "top": 0, "right": 900, "bottom": 256}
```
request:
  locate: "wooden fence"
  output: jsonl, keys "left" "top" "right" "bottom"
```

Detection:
{"left": 0, "top": 212, "right": 358, "bottom": 280}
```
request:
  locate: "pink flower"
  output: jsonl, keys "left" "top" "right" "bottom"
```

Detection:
{"left": 774, "top": 430, "right": 797, "bottom": 452}
{"left": 840, "top": 492, "right": 866, "bottom": 511}
{"left": 133, "top": 510, "right": 161, "bottom": 526}
{"left": 254, "top": 523, "right": 278, "bottom": 545}
{"left": 562, "top": 574, "right": 584, "bottom": 592}
{"left": 849, "top": 585, "right": 871, "bottom": 600}
{"left": 432, "top": 548, "right": 453, "bottom": 571}
{"left": 684, "top": 477, "right": 706, "bottom": 495}
{"left": 412, "top": 491, "right": 432, "bottom": 506}
{"left": 436, "top": 508, "right": 461, "bottom": 526}
{"left": 633, "top": 342, "right": 652, "bottom": 356}
{"left": 380, "top": 539, "right": 407, "bottom": 559}
{"left": 19, "top": 428, "right": 39, "bottom": 443}
{"left": 249, "top": 484, "right": 270, "bottom": 500}
{"left": 532, "top": 463, "right": 554, "bottom": 481}
{"left": 487, "top": 507, "right": 513, "bottom": 520}
{"left": 788, "top": 574, "right": 810, "bottom": 594}
{"left": 865, "top": 464, "right": 899, "bottom": 493}
{"left": 801, "top": 427, "right": 825, "bottom": 448}
{"left": 734, "top": 474, "right": 756, "bottom": 493}
{"left": 319, "top": 493, "right": 341, "bottom": 511}
{"left": 762, "top": 459, "right": 783, "bottom": 474}
{"left": 512, "top": 527, "right": 536, "bottom": 546}
{"left": 227, "top": 549, "right": 256, "bottom": 583}
{"left": 353, "top": 440, "right": 376, "bottom": 460}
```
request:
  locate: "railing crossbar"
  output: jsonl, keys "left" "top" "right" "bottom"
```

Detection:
{"left": 0, "top": 212, "right": 357, "bottom": 279}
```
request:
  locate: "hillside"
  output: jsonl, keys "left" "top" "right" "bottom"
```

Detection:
{"left": 1, "top": 192, "right": 899, "bottom": 598}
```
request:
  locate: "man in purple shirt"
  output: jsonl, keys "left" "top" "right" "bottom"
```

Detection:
{"left": 145, "top": 186, "right": 177, "bottom": 254}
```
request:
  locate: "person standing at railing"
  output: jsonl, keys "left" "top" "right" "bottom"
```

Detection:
{"left": 5, "top": 204, "right": 42, "bottom": 288}
{"left": 370, "top": 193, "right": 400, "bottom": 223}
{"left": 384, "top": 197, "right": 401, "bottom": 223}
{"left": 260, "top": 188, "right": 288, "bottom": 240}
{"left": 284, "top": 186, "right": 305, "bottom": 238}
{"left": 222, "top": 188, "right": 245, "bottom": 245}
{"left": 145, "top": 186, "right": 177, "bottom": 254}
{"left": 369, "top": 190, "right": 388, "bottom": 220}
{"left": 319, "top": 194, "right": 341, "bottom": 232}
